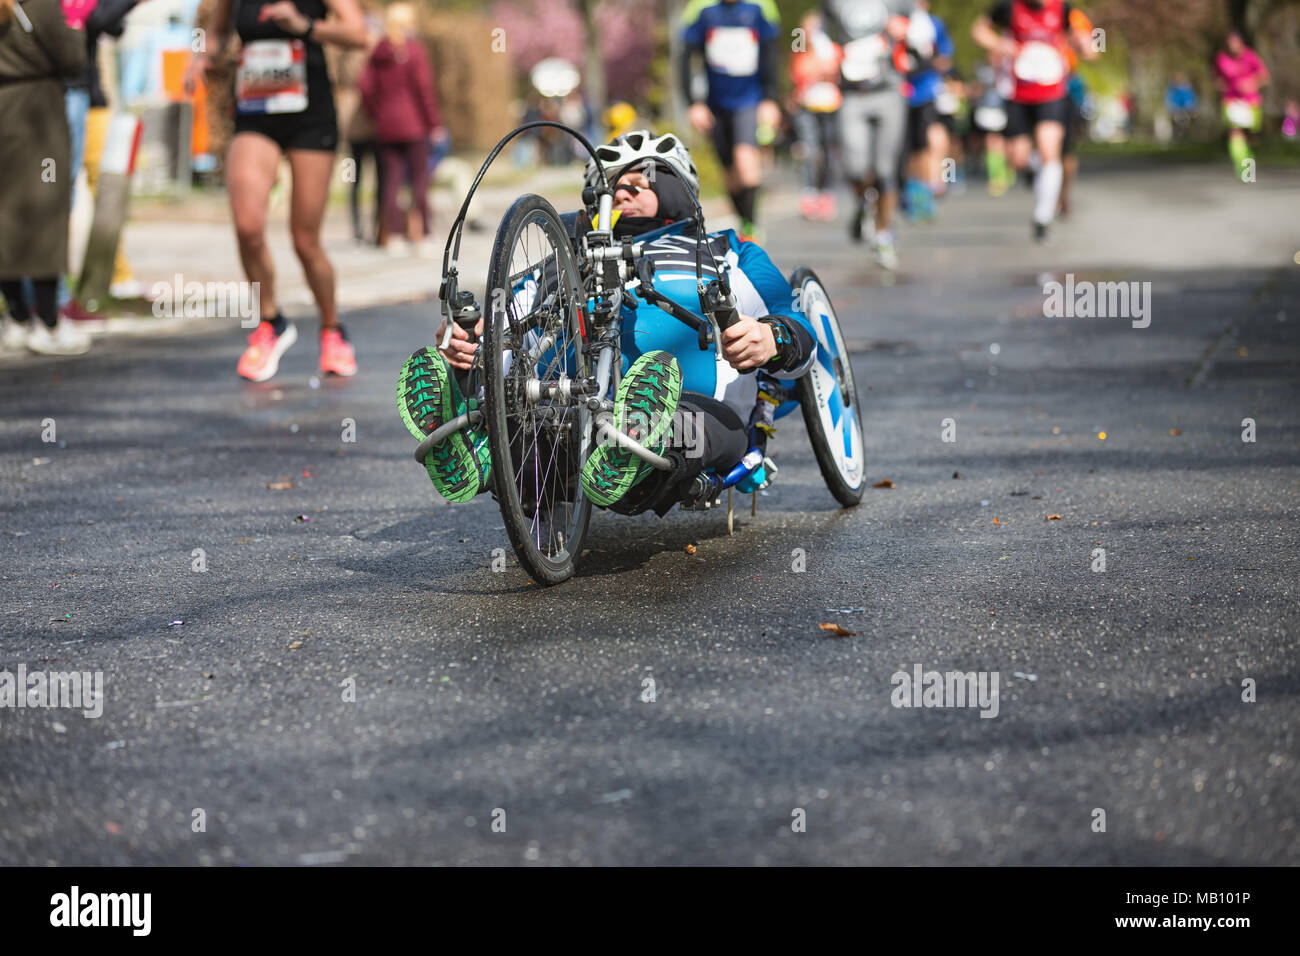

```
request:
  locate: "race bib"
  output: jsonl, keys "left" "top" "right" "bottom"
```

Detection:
{"left": 705, "top": 26, "right": 759, "bottom": 77}
{"left": 1224, "top": 99, "right": 1256, "bottom": 128}
{"left": 840, "top": 35, "right": 888, "bottom": 84}
{"left": 935, "top": 90, "right": 960, "bottom": 116}
{"left": 1013, "top": 41, "right": 1067, "bottom": 86}
{"left": 801, "top": 81, "right": 843, "bottom": 112}
{"left": 237, "top": 40, "right": 308, "bottom": 115}
{"left": 974, "top": 105, "right": 1007, "bottom": 131}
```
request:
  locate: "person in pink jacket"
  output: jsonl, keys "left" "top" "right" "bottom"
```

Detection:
{"left": 359, "top": 2, "right": 443, "bottom": 256}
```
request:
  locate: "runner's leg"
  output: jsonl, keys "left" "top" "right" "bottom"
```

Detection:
{"left": 1031, "top": 119, "right": 1065, "bottom": 228}
{"left": 227, "top": 132, "right": 282, "bottom": 322}
{"left": 287, "top": 148, "right": 339, "bottom": 330}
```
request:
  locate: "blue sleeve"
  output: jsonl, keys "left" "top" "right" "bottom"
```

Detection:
{"left": 736, "top": 238, "right": 800, "bottom": 323}
{"left": 735, "top": 238, "right": 818, "bottom": 378}
{"left": 681, "top": 0, "right": 708, "bottom": 47}
{"left": 935, "top": 17, "right": 954, "bottom": 59}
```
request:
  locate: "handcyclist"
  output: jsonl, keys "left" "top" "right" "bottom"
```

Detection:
{"left": 678, "top": 0, "right": 783, "bottom": 241}
{"left": 396, "top": 130, "right": 819, "bottom": 514}
{"left": 821, "top": 0, "right": 914, "bottom": 271}
{"left": 972, "top": 0, "right": 1096, "bottom": 242}
{"left": 185, "top": 0, "right": 366, "bottom": 382}
{"left": 1214, "top": 31, "right": 1269, "bottom": 178}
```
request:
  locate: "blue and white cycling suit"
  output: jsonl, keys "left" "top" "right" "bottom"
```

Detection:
{"left": 619, "top": 222, "right": 815, "bottom": 425}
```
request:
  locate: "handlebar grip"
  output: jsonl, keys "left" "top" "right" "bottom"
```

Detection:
{"left": 454, "top": 313, "right": 480, "bottom": 345}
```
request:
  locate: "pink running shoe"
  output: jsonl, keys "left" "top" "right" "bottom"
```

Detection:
{"left": 237, "top": 320, "right": 297, "bottom": 382}
{"left": 816, "top": 192, "right": 837, "bottom": 221}
{"left": 319, "top": 326, "right": 357, "bottom": 377}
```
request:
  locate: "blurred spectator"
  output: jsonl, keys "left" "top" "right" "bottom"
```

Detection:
{"left": 360, "top": 1, "right": 443, "bottom": 256}
{"left": 1283, "top": 98, "right": 1298, "bottom": 140}
{"left": 335, "top": 0, "right": 383, "bottom": 244}
{"left": 1165, "top": 73, "right": 1198, "bottom": 139}
{"left": 0, "top": 0, "right": 90, "bottom": 354}
{"left": 75, "top": 0, "right": 146, "bottom": 308}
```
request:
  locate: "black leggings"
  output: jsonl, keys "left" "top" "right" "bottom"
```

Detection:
{"left": 0, "top": 278, "right": 58, "bottom": 328}
{"left": 609, "top": 391, "right": 750, "bottom": 516}
{"left": 671, "top": 393, "right": 749, "bottom": 474}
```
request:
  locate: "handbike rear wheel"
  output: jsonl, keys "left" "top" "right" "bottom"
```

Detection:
{"left": 483, "top": 194, "right": 592, "bottom": 584}
{"left": 790, "top": 266, "right": 866, "bottom": 507}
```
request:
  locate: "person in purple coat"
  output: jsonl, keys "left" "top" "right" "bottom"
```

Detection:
{"left": 359, "top": 1, "right": 443, "bottom": 257}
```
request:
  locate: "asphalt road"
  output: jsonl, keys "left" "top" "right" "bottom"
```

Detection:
{"left": 1, "top": 159, "right": 1297, "bottom": 865}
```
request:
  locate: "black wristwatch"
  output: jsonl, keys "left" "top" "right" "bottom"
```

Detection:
{"left": 759, "top": 315, "right": 795, "bottom": 370}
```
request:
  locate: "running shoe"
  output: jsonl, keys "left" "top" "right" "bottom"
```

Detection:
{"left": 319, "top": 327, "right": 357, "bottom": 377}
{"left": 872, "top": 233, "right": 899, "bottom": 271}
{"left": 396, "top": 346, "right": 491, "bottom": 503}
{"left": 580, "top": 351, "right": 682, "bottom": 508}
{"left": 1, "top": 316, "right": 28, "bottom": 352}
{"left": 236, "top": 320, "right": 297, "bottom": 382}
{"left": 799, "top": 193, "right": 819, "bottom": 221}
{"left": 815, "top": 192, "right": 837, "bottom": 221}
{"left": 27, "top": 317, "right": 91, "bottom": 356}
{"left": 1032, "top": 221, "right": 1050, "bottom": 244}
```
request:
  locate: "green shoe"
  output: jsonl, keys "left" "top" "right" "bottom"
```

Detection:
{"left": 581, "top": 350, "right": 682, "bottom": 507}
{"left": 396, "top": 347, "right": 491, "bottom": 503}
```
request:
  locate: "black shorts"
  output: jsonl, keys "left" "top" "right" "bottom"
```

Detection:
{"left": 1004, "top": 97, "right": 1070, "bottom": 139}
{"left": 1062, "top": 97, "right": 1085, "bottom": 155}
{"left": 234, "top": 108, "right": 338, "bottom": 153}
{"left": 710, "top": 104, "right": 758, "bottom": 168}
{"left": 906, "top": 101, "right": 941, "bottom": 152}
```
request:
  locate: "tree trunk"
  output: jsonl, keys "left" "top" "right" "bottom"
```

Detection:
{"left": 577, "top": 0, "right": 608, "bottom": 120}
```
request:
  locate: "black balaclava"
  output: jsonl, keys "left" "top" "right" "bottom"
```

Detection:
{"left": 611, "top": 160, "right": 697, "bottom": 238}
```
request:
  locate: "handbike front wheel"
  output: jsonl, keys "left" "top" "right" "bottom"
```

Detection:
{"left": 483, "top": 194, "right": 592, "bottom": 584}
{"left": 790, "top": 266, "right": 866, "bottom": 506}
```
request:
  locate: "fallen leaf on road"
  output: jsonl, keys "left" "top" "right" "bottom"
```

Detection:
{"left": 993, "top": 517, "right": 1000, "bottom": 524}
{"left": 104, "top": 821, "right": 122, "bottom": 835}
{"left": 1169, "top": 428, "right": 1183, "bottom": 436}
{"left": 268, "top": 482, "right": 294, "bottom": 490}
{"left": 819, "top": 622, "right": 856, "bottom": 637}
{"left": 289, "top": 641, "right": 303, "bottom": 650}
{"left": 871, "top": 479, "right": 896, "bottom": 489}
{"left": 1045, "top": 514, "right": 1062, "bottom": 520}
{"left": 684, "top": 543, "right": 697, "bottom": 555}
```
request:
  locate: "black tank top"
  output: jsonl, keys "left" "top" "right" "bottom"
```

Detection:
{"left": 234, "top": 0, "right": 333, "bottom": 118}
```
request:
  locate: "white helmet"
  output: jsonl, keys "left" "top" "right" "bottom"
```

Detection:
{"left": 584, "top": 129, "right": 700, "bottom": 197}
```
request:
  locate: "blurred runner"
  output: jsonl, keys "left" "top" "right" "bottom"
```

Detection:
{"left": 822, "top": 0, "right": 914, "bottom": 270}
{"left": 1057, "top": 3, "right": 1093, "bottom": 218}
{"left": 0, "top": 0, "right": 89, "bottom": 355}
{"left": 1214, "top": 32, "right": 1269, "bottom": 177}
{"left": 790, "top": 9, "right": 841, "bottom": 222}
{"left": 185, "top": 0, "right": 366, "bottom": 382}
{"left": 1165, "top": 73, "right": 1198, "bottom": 142}
{"left": 973, "top": 0, "right": 1096, "bottom": 242}
{"left": 901, "top": 0, "right": 953, "bottom": 222}
{"left": 679, "top": 0, "right": 782, "bottom": 240}
{"left": 970, "top": 61, "right": 1013, "bottom": 196}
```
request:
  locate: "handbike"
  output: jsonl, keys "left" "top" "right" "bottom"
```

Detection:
{"left": 415, "top": 122, "right": 866, "bottom": 585}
